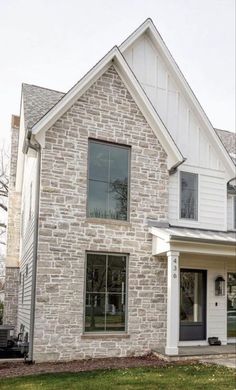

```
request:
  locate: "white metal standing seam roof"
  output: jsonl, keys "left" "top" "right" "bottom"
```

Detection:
{"left": 150, "top": 226, "right": 236, "bottom": 245}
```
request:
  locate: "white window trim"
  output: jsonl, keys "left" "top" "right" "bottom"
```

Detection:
{"left": 179, "top": 170, "right": 199, "bottom": 222}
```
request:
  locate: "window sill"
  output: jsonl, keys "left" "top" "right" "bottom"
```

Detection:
{"left": 179, "top": 218, "right": 199, "bottom": 222}
{"left": 86, "top": 218, "right": 131, "bottom": 227}
{"left": 81, "top": 333, "right": 130, "bottom": 340}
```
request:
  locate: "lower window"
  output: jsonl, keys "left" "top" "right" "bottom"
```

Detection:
{"left": 85, "top": 253, "right": 127, "bottom": 332}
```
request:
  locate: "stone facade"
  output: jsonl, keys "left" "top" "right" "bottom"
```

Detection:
{"left": 4, "top": 115, "right": 21, "bottom": 327}
{"left": 5, "top": 192, "right": 21, "bottom": 268}
{"left": 33, "top": 66, "right": 169, "bottom": 362}
{"left": 9, "top": 115, "right": 20, "bottom": 189}
{"left": 4, "top": 267, "right": 19, "bottom": 326}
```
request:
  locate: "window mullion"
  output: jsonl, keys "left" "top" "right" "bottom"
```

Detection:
{"left": 105, "top": 255, "right": 108, "bottom": 331}
{"left": 107, "top": 148, "right": 110, "bottom": 218}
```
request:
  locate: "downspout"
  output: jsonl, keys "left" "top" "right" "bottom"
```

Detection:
{"left": 24, "top": 136, "right": 41, "bottom": 363}
{"left": 227, "top": 177, "right": 236, "bottom": 186}
{"left": 168, "top": 158, "right": 186, "bottom": 175}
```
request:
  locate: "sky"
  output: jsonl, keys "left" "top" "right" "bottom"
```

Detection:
{"left": 0, "top": 0, "right": 235, "bottom": 148}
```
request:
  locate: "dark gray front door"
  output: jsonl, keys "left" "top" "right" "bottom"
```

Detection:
{"left": 180, "top": 269, "right": 207, "bottom": 341}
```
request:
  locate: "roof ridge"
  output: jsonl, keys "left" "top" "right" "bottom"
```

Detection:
{"left": 22, "top": 83, "right": 65, "bottom": 95}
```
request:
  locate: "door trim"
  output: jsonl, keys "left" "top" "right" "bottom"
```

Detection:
{"left": 180, "top": 268, "right": 207, "bottom": 341}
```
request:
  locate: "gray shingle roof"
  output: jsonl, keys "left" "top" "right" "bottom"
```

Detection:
{"left": 22, "top": 83, "right": 236, "bottom": 166}
{"left": 22, "top": 84, "right": 65, "bottom": 132}
{"left": 215, "top": 128, "right": 236, "bottom": 164}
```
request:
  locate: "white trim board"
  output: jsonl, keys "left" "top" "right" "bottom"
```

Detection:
{"left": 30, "top": 47, "right": 183, "bottom": 170}
{"left": 120, "top": 18, "right": 235, "bottom": 179}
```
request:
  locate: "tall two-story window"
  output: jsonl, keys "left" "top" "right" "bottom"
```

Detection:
{"left": 85, "top": 253, "right": 127, "bottom": 332}
{"left": 88, "top": 140, "right": 130, "bottom": 220}
{"left": 180, "top": 172, "right": 198, "bottom": 220}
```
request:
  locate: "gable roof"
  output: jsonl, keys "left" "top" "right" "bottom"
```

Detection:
{"left": 23, "top": 84, "right": 236, "bottom": 166}
{"left": 25, "top": 47, "right": 183, "bottom": 170}
{"left": 22, "top": 83, "right": 65, "bottom": 132}
{"left": 215, "top": 128, "right": 236, "bottom": 164}
{"left": 119, "top": 19, "right": 236, "bottom": 178}
{"left": 22, "top": 19, "right": 235, "bottom": 176}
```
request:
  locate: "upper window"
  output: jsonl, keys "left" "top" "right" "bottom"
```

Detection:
{"left": 180, "top": 172, "right": 198, "bottom": 220}
{"left": 88, "top": 140, "right": 130, "bottom": 220}
{"left": 85, "top": 253, "right": 127, "bottom": 332}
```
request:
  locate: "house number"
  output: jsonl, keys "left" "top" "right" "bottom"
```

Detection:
{"left": 172, "top": 258, "right": 177, "bottom": 279}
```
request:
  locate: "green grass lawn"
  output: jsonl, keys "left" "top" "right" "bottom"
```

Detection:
{"left": 0, "top": 364, "right": 235, "bottom": 390}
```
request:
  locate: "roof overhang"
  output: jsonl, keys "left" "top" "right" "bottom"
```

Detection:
{"left": 150, "top": 226, "right": 236, "bottom": 257}
{"left": 30, "top": 46, "right": 183, "bottom": 170}
{"left": 120, "top": 19, "right": 236, "bottom": 179}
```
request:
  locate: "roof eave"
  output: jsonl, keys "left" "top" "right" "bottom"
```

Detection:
{"left": 120, "top": 19, "right": 236, "bottom": 178}
{"left": 149, "top": 227, "right": 236, "bottom": 246}
{"left": 31, "top": 46, "right": 183, "bottom": 170}
{"left": 171, "top": 236, "right": 236, "bottom": 246}
{"left": 114, "top": 51, "right": 183, "bottom": 169}
{"left": 31, "top": 46, "right": 117, "bottom": 137}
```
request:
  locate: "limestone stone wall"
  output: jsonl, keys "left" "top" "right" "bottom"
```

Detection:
{"left": 34, "top": 66, "right": 169, "bottom": 362}
{"left": 4, "top": 267, "right": 19, "bottom": 326}
{"left": 4, "top": 115, "right": 21, "bottom": 327}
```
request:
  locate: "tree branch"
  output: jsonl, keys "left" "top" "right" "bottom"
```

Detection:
{"left": 0, "top": 203, "right": 7, "bottom": 212}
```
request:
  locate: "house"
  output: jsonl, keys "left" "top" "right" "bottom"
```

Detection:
{"left": 4, "top": 19, "right": 236, "bottom": 362}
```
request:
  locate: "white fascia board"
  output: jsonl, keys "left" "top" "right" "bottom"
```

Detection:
{"left": 114, "top": 51, "right": 183, "bottom": 169}
{"left": 119, "top": 18, "right": 152, "bottom": 52}
{"left": 120, "top": 19, "right": 235, "bottom": 179}
{"left": 170, "top": 240, "right": 236, "bottom": 257}
{"left": 150, "top": 228, "right": 236, "bottom": 257}
{"left": 32, "top": 45, "right": 183, "bottom": 170}
{"left": 149, "top": 226, "right": 171, "bottom": 241}
{"left": 31, "top": 47, "right": 117, "bottom": 136}
{"left": 152, "top": 236, "right": 170, "bottom": 256}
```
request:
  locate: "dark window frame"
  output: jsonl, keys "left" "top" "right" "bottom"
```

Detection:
{"left": 84, "top": 251, "right": 128, "bottom": 334}
{"left": 179, "top": 171, "right": 198, "bottom": 221}
{"left": 87, "top": 139, "right": 131, "bottom": 221}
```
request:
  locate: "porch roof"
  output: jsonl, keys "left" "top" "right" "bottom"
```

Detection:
{"left": 149, "top": 226, "right": 236, "bottom": 256}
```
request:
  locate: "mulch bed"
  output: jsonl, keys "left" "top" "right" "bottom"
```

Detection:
{"left": 0, "top": 354, "right": 190, "bottom": 378}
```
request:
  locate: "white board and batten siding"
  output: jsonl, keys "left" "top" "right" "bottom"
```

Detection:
{"left": 17, "top": 154, "right": 37, "bottom": 335}
{"left": 169, "top": 168, "right": 227, "bottom": 230}
{"left": 123, "top": 34, "right": 229, "bottom": 231}
{"left": 227, "top": 195, "right": 236, "bottom": 231}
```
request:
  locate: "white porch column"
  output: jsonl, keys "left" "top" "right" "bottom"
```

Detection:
{"left": 165, "top": 251, "right": 180, "bottom": 355}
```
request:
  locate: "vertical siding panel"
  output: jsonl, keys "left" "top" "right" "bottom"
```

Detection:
{"left": 17, "top": 156, "right": 37, "bottom": 335}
